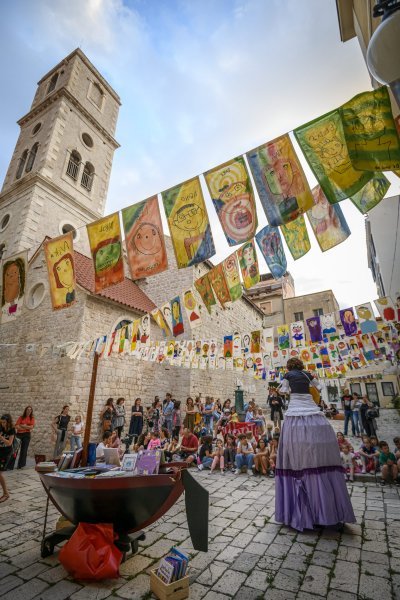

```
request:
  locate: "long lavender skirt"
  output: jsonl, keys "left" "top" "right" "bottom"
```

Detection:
{"left": 275, "top": 413, "right": 356, "bottom": 531}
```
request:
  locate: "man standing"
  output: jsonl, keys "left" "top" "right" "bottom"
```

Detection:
{"left": 268, "top": 388, "right": 284, "bottom": 428}
{"left": 162, "top": 393, "right": 174, "bottom": 434}
{"left": 341, "top": 388, "right": 355, "bottom": 437}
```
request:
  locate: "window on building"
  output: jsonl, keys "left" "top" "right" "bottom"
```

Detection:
{"left": 350, "top": 383, "right": 362, "bottom": 396}
{"left": 25, "top": 143, "right": 39, "bottom": 173}
{"left": 313, "top": 308, "right": 323, "bottom": 316}
{"left": 26, "top": 283, "right": 46, "bottom": 310}
{"left": 82, "top": 133, "right": 94, "bottom": 148}
{"left": 16, "top": 150, "right": 29, "bottom": 179}
{"left": 89, "top": 82, "right": 104, "bottom": 109}
{"left": 0, "top": 214, "right": 10, "bottom": 232}
{"left": 47, "top": 72, "right": 59, "bottom": 94}
{"left": 366, "top": 383, "right": 380, "bottom": 406}
{"left": 294, "top": 311, "right": 304, "bottom": 322}
{"left": 66, "top": 150, "right": 81, "bottom": 181}
{"left": 81, "top": 162, "right": 94, "bottom": 191}
{"left": 381, "top": 382, "right": 395, "bottom": 397}
{"left": 260, "top": 301, "right": 272, "bottom": 315}
{"left": 32, "top": 122, "right": 42, "bottom": 136}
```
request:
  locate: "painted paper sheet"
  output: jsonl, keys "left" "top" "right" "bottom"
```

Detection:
{"left": 374, "top": 297, "right": 397, "bottom": 322}
{"left": 223, "top": 253, "right": 242, "bottom": 301}
{"left": 280, "top": 215, "right": 311, "bottom": 260}
{"left": 162, "top": 177, "right": 215, "bottom": 268}
{"left": 340, "top": 87, "right": 400, "bottom": 172}
{"left": 256, "top": 225, "right": 287, "bottom": 280}
{"left": 151, "top": 308, "right": 170, "bottom": 336}
{"left": 321, "top": 312, "right": 337, "bottom": 337}
{"left": 350, "top": 173, "right": 390, "bottom": 214}
{"left": 182, "top": 288, "right": 202, "bottom": 329}
{"left": 122, "top": 196, "right": 168, "bottom": 280}
{"left": 306, "top": 316, "right": 322, "bottom": 342}
{"left": 1, "top": 250, "right": 27, "bottom": 323}
{"left": 140, "top": 314, "right": 150, "bottom": 345}
{"left": 204, "top": 156, "right": 258, "bottom": 246}
{"left": 262, "top": 328, "right": 275, "bottom": 352}
{"left": 44, "top": 233, "right": 76, "bottom": 310}
{"left": 355, "top": 302, "right": 378, "bottom": 334}
{"left": 290, "top": 321, "right": 305, "bottom": 347}
{"left": 307, "top": 185, "right": 351, "bottom": 251}
{"left": 340, "top": 307, "right": 358, "bottom": 336}
{"left": 209, "top": 263, "right": 231, "bottom": 306}
{"left": 250, "top": 330, "right": 261, "bottom": 354}
{"left": 277, "top": 324, "right": 290, "bottom": 350}
{"left": 160, "top": 302, "right": 173, "bottom": 334}
{"left": 394, "top": 115, "right": 400, "bottom": 178}
{"left": 233, "top": 332, "right": 242, "bottom": 357}
{"left": 237, "top": 240, "right": 260, "bottom": 289}
{"left": 194, "top": 273, "right": 216, "bottom": 314}
{"left": 86, "top": 212, "right": 124, "bottom": 292}
{"left": 171, "top": 296, "right": 184, "bottom": 336}
{"left": 242, "top": 333, "right": 251, "bottom": 355}
{"left": 246, "top": 134, "right": 313, "bottom": 226}
{"left": 294, "top": 109, "right": 373, "bottom": 204}
{"left": 224, "top": 335, "right": 233, "bottom": 358}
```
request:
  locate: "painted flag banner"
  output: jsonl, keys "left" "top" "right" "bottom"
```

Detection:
{"left": 151, "top": 308, "right": 170, "bottom": 336}
{"left": 162, "top": 177, "right": 215, "bottom": 269}
{"left": 355, "top": 302, "right": 378, "bottom": 334}
{"left": 86, "top": 212, "right": 124, "bottom": 292}
{"left": 209, "top": 263, "right": 231, "bottom": 306}
{"left": 374, "top": 297, "right": 397, "bottom": 322}
{"left": 394, "top": 115, "right": 400, "bottom": 178}
{"left": 122, "top": 196, "right": 168, "bottom": 280}
{"left": 350, "top": 173, "right": 390, "bottom": 214}
{"left": 256, "top": 225, "right": 287, "bottom": 280}
{"left": 306, "top": 316, "right": 322, "bottom": 342}
{"left": 246, "top": 134, "right": 314, "bottom": 226}
{"left": 250, "top": 330, "right": 261, "bottom": 354}
{"left": 340, "top": 307, "right": 358, "bottom": 337}
{"left": 321, "top": 312, "right": 337, "bottom": 337}
{"left": 290, "top": 321, "right": 305, "bottom": 347}
{"left": 262, "top": 328, "right": 275, "bottom": 352}
{"left": 204, "top": 156, "right": 258, "bottom": 246}
{"left": 280, "top": 215, "right": 311, "bottom": 260}
{"left": 182, "top": 288, "right": 202, "bottom": 329}
{"left": 224, "top": 335, "right": 233, "bottom": 358}
{"left": 294, "top": 109, "right": 373, "bottom": 204}
{"left": 194, "top": 273, "right": 216, "bottom": 314}
{"left": 242, "top": 333, "right": 251, "bottom": 355}
{"left": 233, "top": 332, "right": 242, "bottom": 357}
{"left": 44, "top": 233, "right": 76, "bottom": 310}
{"left": 171, "top": 296, "right": 184, "bottom": 336}
{"left": 237, "top": 240, "right": 260, "bottom": 289}
{"left": 130, "top": 320, "right": 140, "bottom": 352}
{"left": 340, "top": 87, "right": 400, "bottom": 172}
{"left": 223, "top": 253, "right": 242, "bottom": 301}
{"left": 277, "top": 324, "right": 290, "bottom": 350}
{"left": 160, "top": 302, "right": 173, "bottom": 334}
{"left": 307, "top": 185, "right": 351, "bottom": 252}
{"left": 140, "top": 314, "right": 151, "bottom": 345}
{"left": 1, "top": 250, "right": 28, "bottom": 323}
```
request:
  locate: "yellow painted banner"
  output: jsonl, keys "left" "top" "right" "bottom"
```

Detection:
{"left": 44, "top": 233, "right": 76, "bottom": 310}
{"left": 86, "top": 212, "right": 124, "bottom": 292}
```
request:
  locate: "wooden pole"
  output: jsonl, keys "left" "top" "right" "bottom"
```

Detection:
{"left": 81, "top": 351, "right": 99, "bottom": 466}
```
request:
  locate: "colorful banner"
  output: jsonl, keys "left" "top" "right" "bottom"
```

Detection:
{"left": 290, "top": 321, "right": 305, "bottom": 347}
{"left": 246, "top": 134, "right": 313, "bottom": 226}
{"left": 160, "top": 302, "right": 173, "bottom": 333}
{"left": 355, "top": 303, "right": 378, "bottom": 334}
{"left": 374, "top": 297, "right": 397, "bottom": 322}
{"left": 394, "top": 115, "right": 400, "bottom": 178}
{"left": 140, "top": 314, "right": 150, "bottom": 344}
{"left": 162, "top": 177, "right": 215, "bottom": 269}
{"left": 307, "top": 185, "right": 351, "bottom": 252}
{"left": 209, "top": 263, "right": 231, "bottom": 306}
{"left": 204, "top": 156, "right": 258, "bottom": 246}
{"left": 280, "top": 215, "right": 311, "bottom": 260}
{"left": 223, "top": 335, "right": 233, "bottom": 358}
{"left": 86, "top": 212, "right": 124, "bottom": 292}
{"left": 182, "top": 289, "right": 202, "bottom": 329}
{"left": 151, "top": 308, "right": 170, "bottom": 336}
{"left": 223, "top": 253, "right": 242, "bottom": 301}
{"left": 237, "top": 240, "right": 260, "bottom": 289}
{"left": 121, "top": 196, "right": 168, "bottom": 280}
{"left": 321, "top": 312, "right": 337, "bottom": 337}
{"left": 349, "top": 173, "right": 390, "bottom": 214}
{"left": 194, "top": 273, "right": 216, "bottom": 314}
{"left": 262, "top": 328, "right": 275, "bottom": 352}
{"left": 251, "top": 330, "right": 261, "bottom": 354}
{"left": 256, "top": 225, "right": 287, "bottom": 280}
{"left": 294, "top": 109, "right": 373, "bottom": 204}
{"left": 340, "top": 87, "right": 400, "bottom": 172}
{"left": 277, "top": 324, "right": 290, "bottom": 349}
{"left": 171, "top": 296, "right": 184, "bottom": 336}
{"left": 339, "top": 307, "right": 358, "bottom": 337}
{"left": 306, "top": 316, "right": 322, "bottom": 342}
{"left": 44, "top": 233, "right": 76, "bottom": 310}
{"left": 1, "top": 250, "right": 27, "bottom": 323}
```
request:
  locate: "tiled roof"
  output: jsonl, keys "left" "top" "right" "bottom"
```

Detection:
{"left": 74, "top": 250, "right": 156, "bottom": 314}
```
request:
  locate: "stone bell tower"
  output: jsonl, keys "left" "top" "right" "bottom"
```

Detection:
{"left": 0, "top": 49, "right": 121, "bottom": 259}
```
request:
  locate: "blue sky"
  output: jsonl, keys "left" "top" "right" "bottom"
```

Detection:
{"left": 1, "top": 0, "right": 399, "bottom": 308}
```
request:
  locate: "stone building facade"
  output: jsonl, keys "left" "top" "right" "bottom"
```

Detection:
{"left": 284, "top": 289, "right": 340, "bottom": 339}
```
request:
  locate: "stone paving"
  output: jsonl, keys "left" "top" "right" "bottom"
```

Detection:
{"left": 0, "top": 410, "right": 399, "bottom": 600}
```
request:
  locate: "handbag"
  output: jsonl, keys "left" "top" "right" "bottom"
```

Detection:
{"left": 102, "top": 419, "right": 112, "bottom": 432}
{"left": 302, "top": 372, "right": 321, "bottom": 405}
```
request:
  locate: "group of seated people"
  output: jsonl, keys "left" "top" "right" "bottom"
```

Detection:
{"left": 338, "top": 431, "right": 400, "bottom": 486}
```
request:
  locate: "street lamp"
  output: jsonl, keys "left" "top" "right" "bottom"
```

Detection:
{"left": 366, "top": 0, "right": 400, "bottom": 108}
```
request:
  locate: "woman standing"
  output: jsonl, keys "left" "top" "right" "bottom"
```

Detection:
{"left": 15, "top": 406, "right": 35, "bottom": 469}
{"left": 183, "top": 397, "right": 196, "bottom": 432}
{"left": 352, "top": 393, "right": 363, "bottom": 436}
{"left": 360, "top": 395, "right": 371, "bottom": 436}
{"left": 52, "top": 406, "right": 71, "bottom": 458}
{"left": 113, "top": 398, "right": 126, "bottom": 438}
{"left": 275, "top": 358, "right": 355, "bottom": 531}
{"left": 0, "top": 414, "right": 15, "bottom": 502}
{"left": 129, "top": 398, "right": 144, "bottom": 441}
{"left": 100, "top": 398, "right": 115, "bottom": 433}
{"left": 203, "top": 397, "right": 215, "bottom": 435}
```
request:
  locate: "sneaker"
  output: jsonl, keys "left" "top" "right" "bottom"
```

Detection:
{"left": 268, "top": 471, "right": 275, "bottom": 478}
{"left": 231, "top": 467, "right": 236, "bottom": 473}
{"left": 197, "top": 464, "right": 204, "bottom": 471}
{"left": 235, "top": 469, "right": 240, "bottom": 475}
{"left": 379, "top": 479, "right": 386, "bottom": 486}
{"left": 361, "top": 468, "right": 366, "bottom": 474}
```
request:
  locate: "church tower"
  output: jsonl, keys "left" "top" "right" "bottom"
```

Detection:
{"left": 0, "top": 49, "right": 120, "bottom": 258}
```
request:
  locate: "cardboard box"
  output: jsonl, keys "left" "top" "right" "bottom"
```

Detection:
{"left": 150, "top": 569, "right": 189, "bottom": 600}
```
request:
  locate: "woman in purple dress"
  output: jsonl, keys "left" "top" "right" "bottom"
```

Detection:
{"left": 275, "top": 358, "right": 355, "bottom": 531}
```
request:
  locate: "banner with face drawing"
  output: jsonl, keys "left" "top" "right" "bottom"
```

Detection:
{"left": 1, "top": 250, "right": 28, "bottom": 323}
{"left": 87, "top": 212, "right": 124, "bottom": 292}
{"left": 44, "top": 233, "right": 76, "bottom": 311}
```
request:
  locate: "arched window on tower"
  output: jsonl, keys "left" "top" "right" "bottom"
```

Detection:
{"left": 66, "top": 150, "right": 81, "bottom": 181}
{"left": 25, "top": 143, "right": 39, "bottom": 173}
{"left": 16, "top": 149, "right": 29, "bottom": 179}
{"left": 81, "top": 162, "right": 94, "bottom": 191}
{"left": 47, "top": 72, "right": 59, "bottom": 94}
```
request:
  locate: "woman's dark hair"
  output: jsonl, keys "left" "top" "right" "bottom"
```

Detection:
{"left": 102, "top": 431, "right": 112, "bottom": 441}
{"left": 134, "top": 398, "right": 141, "bottom": 406}
{"left": 201, "top": 434, "right": 213, "bottom": 444}
{"left": 257, "top": 438, "right": 266, "bottom": 449}
{"left": 22, "top": 406, "right": 33, "bottom": 419}
{"left": 0, "top": 414, "right": 13, "bottom": 431}
{"left": 152, "top": 399, "right": 160, "bottom": 408}
{"left": 174, "top": 400, "right": 181, "bottom": 409}
{"left": 137, "top": 433, "right": 146, "bottom": 446}
{"left": 286, "top": 357, "right": 304, "bottom": 371}
{"left": 222, "top": 399, "right": 231, "bottom": 408}
{"left": 62, "top": 405, "right": 69, "bottom": 411}
{"left": 116, "top": 397, "right": 125, "bottom": 405}
{"left": 186, "top": 397, "right": 194, "bottom": 405}
{"left": 106, "top": 398, "right": 114, "bottom": 406}
{"left": 161, "top": 428, "right": 169, "bottom": 438}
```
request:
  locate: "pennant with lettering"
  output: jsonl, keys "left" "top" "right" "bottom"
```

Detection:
{"left": 204, "top": 156, "right": 258, "bottom": 246}
{"left": 151, "top": 308, "right": 170, "bottom": 336}
{"left": 121, "top": 196, "right": 168, "bottom": 280}
{"left": 374, "top": 297, "right": 397, "bottom": 322}
{"left": 294, "top": 109, "right": 373, "bottom": 204}
{"left": 182, "top": 288, "right": 202, "bottom": 329}
{"left": 1, "top": 250, "right": 28, "bottom": 323}
{"left": 194, "top": 273, "right": 216, "bottom": 314}
{"left": 162, "top": 176, "right": 215, "bottom": 269}
{"left": 321, "top": 312, "right": 338, "bottom": 337}
{"left": 290, "top": 321, "right": 305, "bottom": 347}
{"left": 256, "top": 225, "right": 287, "bottom": 279}
{"left": 339, "top": 307, "right": 358, "bottom": 336}
{"left": 223, "top": 253, "right": 242, "bottom": 301}
{"left": 350, "top": 173, "right": 390, "bottom": 214}
{"left": 86, "top": 212, "right": 124, "bottom": 292}
{"left": 306, "top": 316, "right": 323, "bottom": 342}
{"left": 280, "top": 215, "right": 311, "bottom": 260}
{"left": 307, "top": 185, "right": 351, "bottom": 252}
{"left": 355, "top": 302, "right": 378, "bottom": 334}
{"left": 171, "top": 296, "right": 184, "bottom": 336}
{"left": 44, "top": 233, "right": 76, "bottom": 310}
{"left": 277, "top": 324, "right": 290, "bottom": 350}
{"left": 340, "top": 87, "right": 400, "bottom": 172}
{"left": 237, "top": 240, "right": 260, "bottom": 289}
{"left": 246, "top": 134, "right": 314, "bottom": 226}
{"left": 209, "top": 263, "right": 231, "bottom": 306}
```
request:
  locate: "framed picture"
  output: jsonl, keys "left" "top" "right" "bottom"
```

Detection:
{"left": 121, "top": 453, "right": 138, "bottom": 472}
{"left": 381, "top": 382, "right": 395, "bottom": 397}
